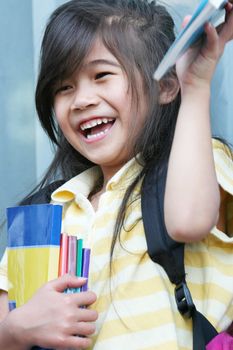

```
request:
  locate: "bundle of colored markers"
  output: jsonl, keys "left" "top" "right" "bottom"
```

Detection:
{"left": 58, "top": 234, "right": 91, "bottom": 292}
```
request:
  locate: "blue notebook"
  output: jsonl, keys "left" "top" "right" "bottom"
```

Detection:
{"left": 7, "top": 204, "right": 63, "bottom": 350}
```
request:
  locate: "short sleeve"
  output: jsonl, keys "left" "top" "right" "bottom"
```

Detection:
{"left": 213, "top": 139, "right": 233, "bottom": 196}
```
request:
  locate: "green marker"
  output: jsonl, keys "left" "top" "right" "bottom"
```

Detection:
{"left": 76, "top": 238, "right": 83, "bottom": 292}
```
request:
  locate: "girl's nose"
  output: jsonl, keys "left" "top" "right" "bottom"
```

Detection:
{"left": 71, "top": 88, "right": 100, "bottom": 111}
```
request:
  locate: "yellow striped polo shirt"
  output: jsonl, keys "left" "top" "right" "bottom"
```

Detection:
{"left": 52, "top": 139, "right": 233, "bottom": 350}
{"left": 0, "top": 139, "right": 233, "bottom": 350}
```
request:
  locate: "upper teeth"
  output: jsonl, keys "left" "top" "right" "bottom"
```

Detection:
{"left": 80, "top": 118, "right": 113, "bottom": 131}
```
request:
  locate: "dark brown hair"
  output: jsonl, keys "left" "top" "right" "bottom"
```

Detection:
{"left": 35, "top": 0, "right": 181, "bottom": 257}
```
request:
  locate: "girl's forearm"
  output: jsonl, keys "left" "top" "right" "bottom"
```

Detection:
{"left": 164, "top": 87, "right": 220, "bottom": 242}
{"left": 0, "top": 292, "right": 27, "bottom": 349}
{"left": 0, "top": 313, "right": 30, "bottom": 350}
{"left": 0, "top": 290, "right": 9, "bottom": 322}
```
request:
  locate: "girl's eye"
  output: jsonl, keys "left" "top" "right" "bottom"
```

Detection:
{"left": 95, "top": 72, "right": 112, "bottom": 80}
{"left": 55, "top": 85, "right": 72, "bottom": 95}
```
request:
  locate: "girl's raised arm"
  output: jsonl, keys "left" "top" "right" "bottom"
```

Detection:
{"left": 164, "top": 2, "right": 233, "bottom": 242}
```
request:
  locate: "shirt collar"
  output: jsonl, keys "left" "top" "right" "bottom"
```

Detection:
{"left": 51, "top": 157, "right": 143, "bottom": 204}
{"left": 51, "top": 166, "right": 101, "bottom": 203}
{"left": 106, "top": 157, "right": 143, "bottom": 191}
{"left": 51, "top": 140, "right": 232, "bottom": 203}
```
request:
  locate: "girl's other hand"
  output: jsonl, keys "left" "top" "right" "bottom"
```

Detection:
{"left": 3, "top": 274, "right": 98, "bottom": 349}
{"left": 176, "top": 1, "right": 233, "bottom": 92}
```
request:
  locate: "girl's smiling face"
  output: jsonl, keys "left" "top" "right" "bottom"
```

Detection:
{"left": 54, "top": 39, "right": 147, "bottom": 180}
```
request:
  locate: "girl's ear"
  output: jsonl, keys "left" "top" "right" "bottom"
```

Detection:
{"left": 158, "top": 76, "right": 180, "bottom": 105}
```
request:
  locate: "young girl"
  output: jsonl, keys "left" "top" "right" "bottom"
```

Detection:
{"left": 0, "top": 0, "right": 233, "bottom": 349}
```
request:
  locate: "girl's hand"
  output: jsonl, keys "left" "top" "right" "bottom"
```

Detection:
{"left": 4, "top": 274, "right": 98, "bottom": 349}
{"left": 176, "top": 1, "right": 233, "bottom": 92}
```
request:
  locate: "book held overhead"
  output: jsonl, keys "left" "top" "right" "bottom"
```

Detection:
{"left": 154, "top": 0, "right": 227, "bottom": 80}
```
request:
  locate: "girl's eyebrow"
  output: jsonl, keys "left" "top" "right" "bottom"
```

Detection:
{"left": 86, "top": 59, "right": 121, "bottom": 68}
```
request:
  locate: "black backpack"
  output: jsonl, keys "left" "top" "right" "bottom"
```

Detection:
{"left": 141, "top": 164, "right": 218, "bottom": 350}
{"left": 25, "top": 170, "right": 218, "bottom": 350}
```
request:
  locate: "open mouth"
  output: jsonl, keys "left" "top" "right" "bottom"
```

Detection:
{"left": 79, "top": 117, "right": 115, "bottom": 140}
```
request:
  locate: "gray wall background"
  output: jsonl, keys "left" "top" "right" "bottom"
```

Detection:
{"left": 0, "top": 0, "right": 233, "bottom": 257}
{"left": 0, "top": 0, "right": 66, "bottom": 256}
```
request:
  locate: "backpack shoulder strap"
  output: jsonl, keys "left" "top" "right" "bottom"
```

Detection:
{"left": 141, "top": 164, "right": 218, "bottom": 350}
{"left": 141, "top": 164, "right": 185, "bottom": 285}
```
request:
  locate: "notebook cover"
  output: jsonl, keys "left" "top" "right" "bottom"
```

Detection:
{"left": 7, "top": 204, "right": 62, "bottom": 308}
